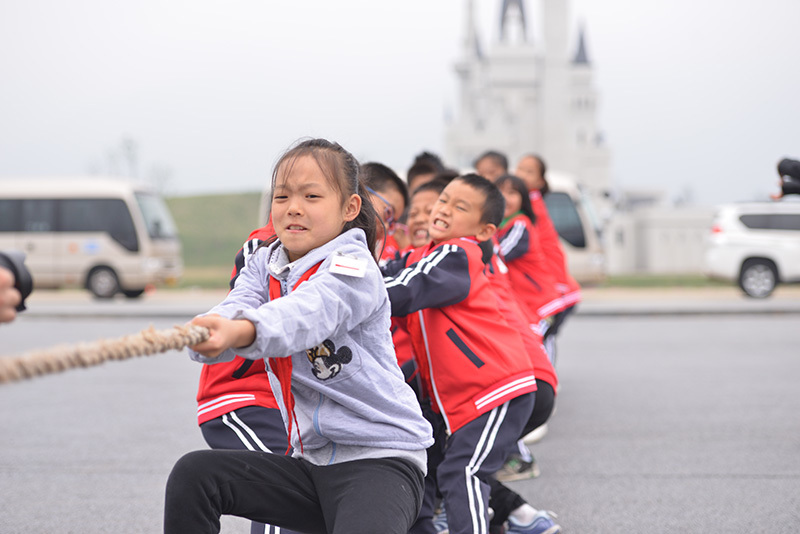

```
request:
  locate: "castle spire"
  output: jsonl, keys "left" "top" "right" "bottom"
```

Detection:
{"left": 499, "top": 0, "right": 528, "bottom": 43}
{"left": 463, "top": 0, "right": 483, "bottom": 58}
{"left": 573, "top": 25, "right": 590, "bottom": 65}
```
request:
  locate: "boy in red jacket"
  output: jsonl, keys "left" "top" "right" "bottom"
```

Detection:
{"left": 382, "top": 174, "right": 544, "bottom": 534}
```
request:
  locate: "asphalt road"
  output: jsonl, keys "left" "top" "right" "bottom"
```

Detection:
{"left": 1, "top": 307, "right": 798, "bottom": 532}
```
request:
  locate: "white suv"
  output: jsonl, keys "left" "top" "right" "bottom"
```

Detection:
{"left": 704, "top": 199, "right": 800, "bottom": 298}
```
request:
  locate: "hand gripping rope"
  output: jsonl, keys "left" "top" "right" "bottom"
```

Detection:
{"left": 0, "top": 324, "right": 209, "bottom": 385}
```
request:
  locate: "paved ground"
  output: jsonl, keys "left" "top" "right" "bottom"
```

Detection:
{"left": 1, "top": 287, "right": 799, "bottom": 532}
{"left": 21, "top": 283, "right": 800, "bottom": 318}
{"left": 520, "top": 314, "right": 800, "bottom": 533}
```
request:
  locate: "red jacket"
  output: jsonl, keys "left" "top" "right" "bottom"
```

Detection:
{"left": 529, "top": 190, "right": 582, "bottom": 307}
{"left": 383, "top": 237, "right": 537, "bottom": 434}
{"left": 497, "top": 213, "right": 566, "bottom": 319}
{"left": 195, "top": 223, "right": 278, "bottom": 425}
{"left": 485, "top": 243, "right": 558, "bottom": 391}
{"left": 379, "top": 234, "right": 402, "bottom": 264}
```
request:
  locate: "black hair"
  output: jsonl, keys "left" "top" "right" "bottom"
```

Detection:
{"left": 410, "top": 177, "right": 448, "bottom": 199}
{"left": 412, "top": 151, "right": 445, "bottom": 172}
{"left": 361, "top": 162, "right": 409, "bottom": 208}
{"left": 269, "top": 138, "right": 379, "bottom": 260}
{"left": 473, "top": 150, "right": 509, "bottom": 173}
{"left": 495, "top": 174, "right": 536, "bottom": 225}
{"left": 434, "top": 168, "right": 460, "bottom": 184}
{"left": 452, "top": 173, "right": 505, "bottom": 227}
{"left": 407, "top": 160, "right": 440, "bottom": 189}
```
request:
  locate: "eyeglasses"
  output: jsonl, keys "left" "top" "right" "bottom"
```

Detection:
{"left": 365, "top": 187, "right": 396, "bottom": 234}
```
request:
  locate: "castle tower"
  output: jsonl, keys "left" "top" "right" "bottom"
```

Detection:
{"left": 444, "top": 0, "right": 611, "bottom": 199}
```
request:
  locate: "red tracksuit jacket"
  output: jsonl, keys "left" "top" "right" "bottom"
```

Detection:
{"left": 497, "top": 212, "right": 566, "bottom": 320}
{"left": 195, "top": 223, "right": 278, "bottom": 425}
{"left": 529, "top": 190, "right": 582, "bottom": 307}
{"left": 383, "top": 237, "right": 537, "bottom": 434}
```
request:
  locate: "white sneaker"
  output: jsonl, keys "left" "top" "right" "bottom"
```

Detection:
{"left": 523, "top": 423, "right": 548, "bottom": 444}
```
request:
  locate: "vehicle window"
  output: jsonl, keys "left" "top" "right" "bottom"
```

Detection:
{"left": 740, "top": 214, "right": 800, "bottom": 231}
{"left": 135, "top": 193, "right": 178, "bottom": 239}
{"left": 544, "top": 192, "right": 586, "bottom": 248}
{"left": 0, "top": 199, "right": 21, "bottom": 231}
{"left": 59, "top": 199, "right": 139, "bottom": 252}
{"left": 772, "top": 214, "right": 800, "bottom": 231}
{"left": 22, "top": 199, "right": 56, "bottom": 232}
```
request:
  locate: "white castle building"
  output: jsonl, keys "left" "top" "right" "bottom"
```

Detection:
{"left": 444, "top": 0, "right": 612, "bottom": 203}
{"left": 445, "top": 0, "right": 714, "bottom": 276}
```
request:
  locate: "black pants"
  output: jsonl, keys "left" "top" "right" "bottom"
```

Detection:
{"left": 410, "top": 393, "right": 535, "bottom": 534}
{"left": 488, "top": 380, "right": 556, "bottom": 526}
{"left": 164, "top": 450, "right": 424, "bottom": 534}
{"left": 200, "top": 406, "right": 298, "bottom": 534}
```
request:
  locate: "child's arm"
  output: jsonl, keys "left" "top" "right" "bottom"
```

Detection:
{"left": 383, "top": 244, "right": 472, "bottom": 316}
{"left": 497, "top": 220, "right": 531, "bottom": 262}
{"left": 380, "top": 250, "right": 411, "bottom": 277}
{"left": 230, "top": 252, "right": 386, "bottom": 360}
{"left": 186, "top": 247, "right": 270, "bottom": 364}
{"left": 188, "top": 314, "right": 256, "bottom": 358}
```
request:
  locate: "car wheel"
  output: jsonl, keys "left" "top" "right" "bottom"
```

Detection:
{"left": 738, "top": 259, "right": 777, "bottom": 299}
{"left": 122, "top": 289, "right": 145, "bottom": 299}
{"left": 87, "top": 267, "right": 120, "bottom": 299}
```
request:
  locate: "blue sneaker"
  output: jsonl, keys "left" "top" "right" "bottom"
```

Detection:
{"left": 506, "top": 510, "right": 561, "bottom": 534}
{"left": 433, "top": 502, "right": 449, "bottom": 534}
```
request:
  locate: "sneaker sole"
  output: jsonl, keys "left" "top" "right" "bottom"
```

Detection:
{"left": 494, "top": 463, "right": 541, "bottom": 482}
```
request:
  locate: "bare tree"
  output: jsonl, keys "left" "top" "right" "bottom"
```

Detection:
{"left": 149, "top": 164, "right": 173, "bottom": 195}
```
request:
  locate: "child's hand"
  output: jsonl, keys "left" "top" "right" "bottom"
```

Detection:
{"left": 188, "top": 314, "right": 256, "bottom": 358}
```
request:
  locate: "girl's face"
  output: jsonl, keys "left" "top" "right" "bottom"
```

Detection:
{"left": 499, "top": 181, "right": 522, "bottom": 219}
{"left": 515, "top": 156, "right": 545, "bottom": 191}
{"left": 407, "top": 190, "right": 439, "bottom": 248}
{"left": 272, "top": 155, "right": 360, "bottom": 262}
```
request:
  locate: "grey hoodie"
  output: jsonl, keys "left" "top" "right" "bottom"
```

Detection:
{"left": 189, "top": 228, "right": 433, "bottom": 471}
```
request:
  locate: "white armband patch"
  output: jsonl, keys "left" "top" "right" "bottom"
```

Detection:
{"left": 329, "top": 252, "right": 368, "bottom": 278}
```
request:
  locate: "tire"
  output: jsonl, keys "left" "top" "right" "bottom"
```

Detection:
{"left": 738, "top": 259, "right": 777, "bottom": 299}
{"left": 122, "top": 289, "right": 145, "bottom": 299}
{"left": 87, "top": 267, "right": 120, "bottom": 299}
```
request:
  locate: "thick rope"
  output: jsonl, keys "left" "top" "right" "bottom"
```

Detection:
{"left": 0, "top": 324, "right": 209, "bottom": 385}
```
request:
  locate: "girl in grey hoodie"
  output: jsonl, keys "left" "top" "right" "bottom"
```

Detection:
{"left": 164, "top": 139, "right": 433, "bottom": 534}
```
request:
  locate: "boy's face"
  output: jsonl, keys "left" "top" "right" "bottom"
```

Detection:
{"left": 408, "top": 189, "right": 439, "bottom": 248}
{"left": 429, "top": 180, "right": 496, "bottom": 244}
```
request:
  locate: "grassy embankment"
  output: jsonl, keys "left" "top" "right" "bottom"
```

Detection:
{"left": 166, "top": 192, "right": 725, "bottom": 289}
{"left": 166, "top": 192, "right": 264, "bottom": 289}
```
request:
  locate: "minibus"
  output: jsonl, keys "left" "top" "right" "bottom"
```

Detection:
{"left": 0, "top": 177, "right": 182, "bottom": 298}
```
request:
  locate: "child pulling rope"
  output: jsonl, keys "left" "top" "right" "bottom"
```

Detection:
{"left": 0, "top": 323, "right": 209, "bottom": 384}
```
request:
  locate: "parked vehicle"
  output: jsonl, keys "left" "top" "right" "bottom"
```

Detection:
{"left": 543, "top": 171, "right": 606, "bottom": 284}
{"left": 704, "top": 199, "right": 800, "bottom": 298}
{"left": 0, "top": 177, "right": 182, "bottom": 298}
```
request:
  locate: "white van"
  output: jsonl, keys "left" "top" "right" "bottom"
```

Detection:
{"left": 704, "top": 199, "right": 800, "bottom": 298}
{"left": 542, "top": 171, "right": 606, "bottom": 284}
{"left": 0, "top": 177, "right": 182, "bottom": 298}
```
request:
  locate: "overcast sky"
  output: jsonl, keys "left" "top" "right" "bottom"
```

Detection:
{"left": 1, "top": 0, "right": 798, "bottom": 206}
